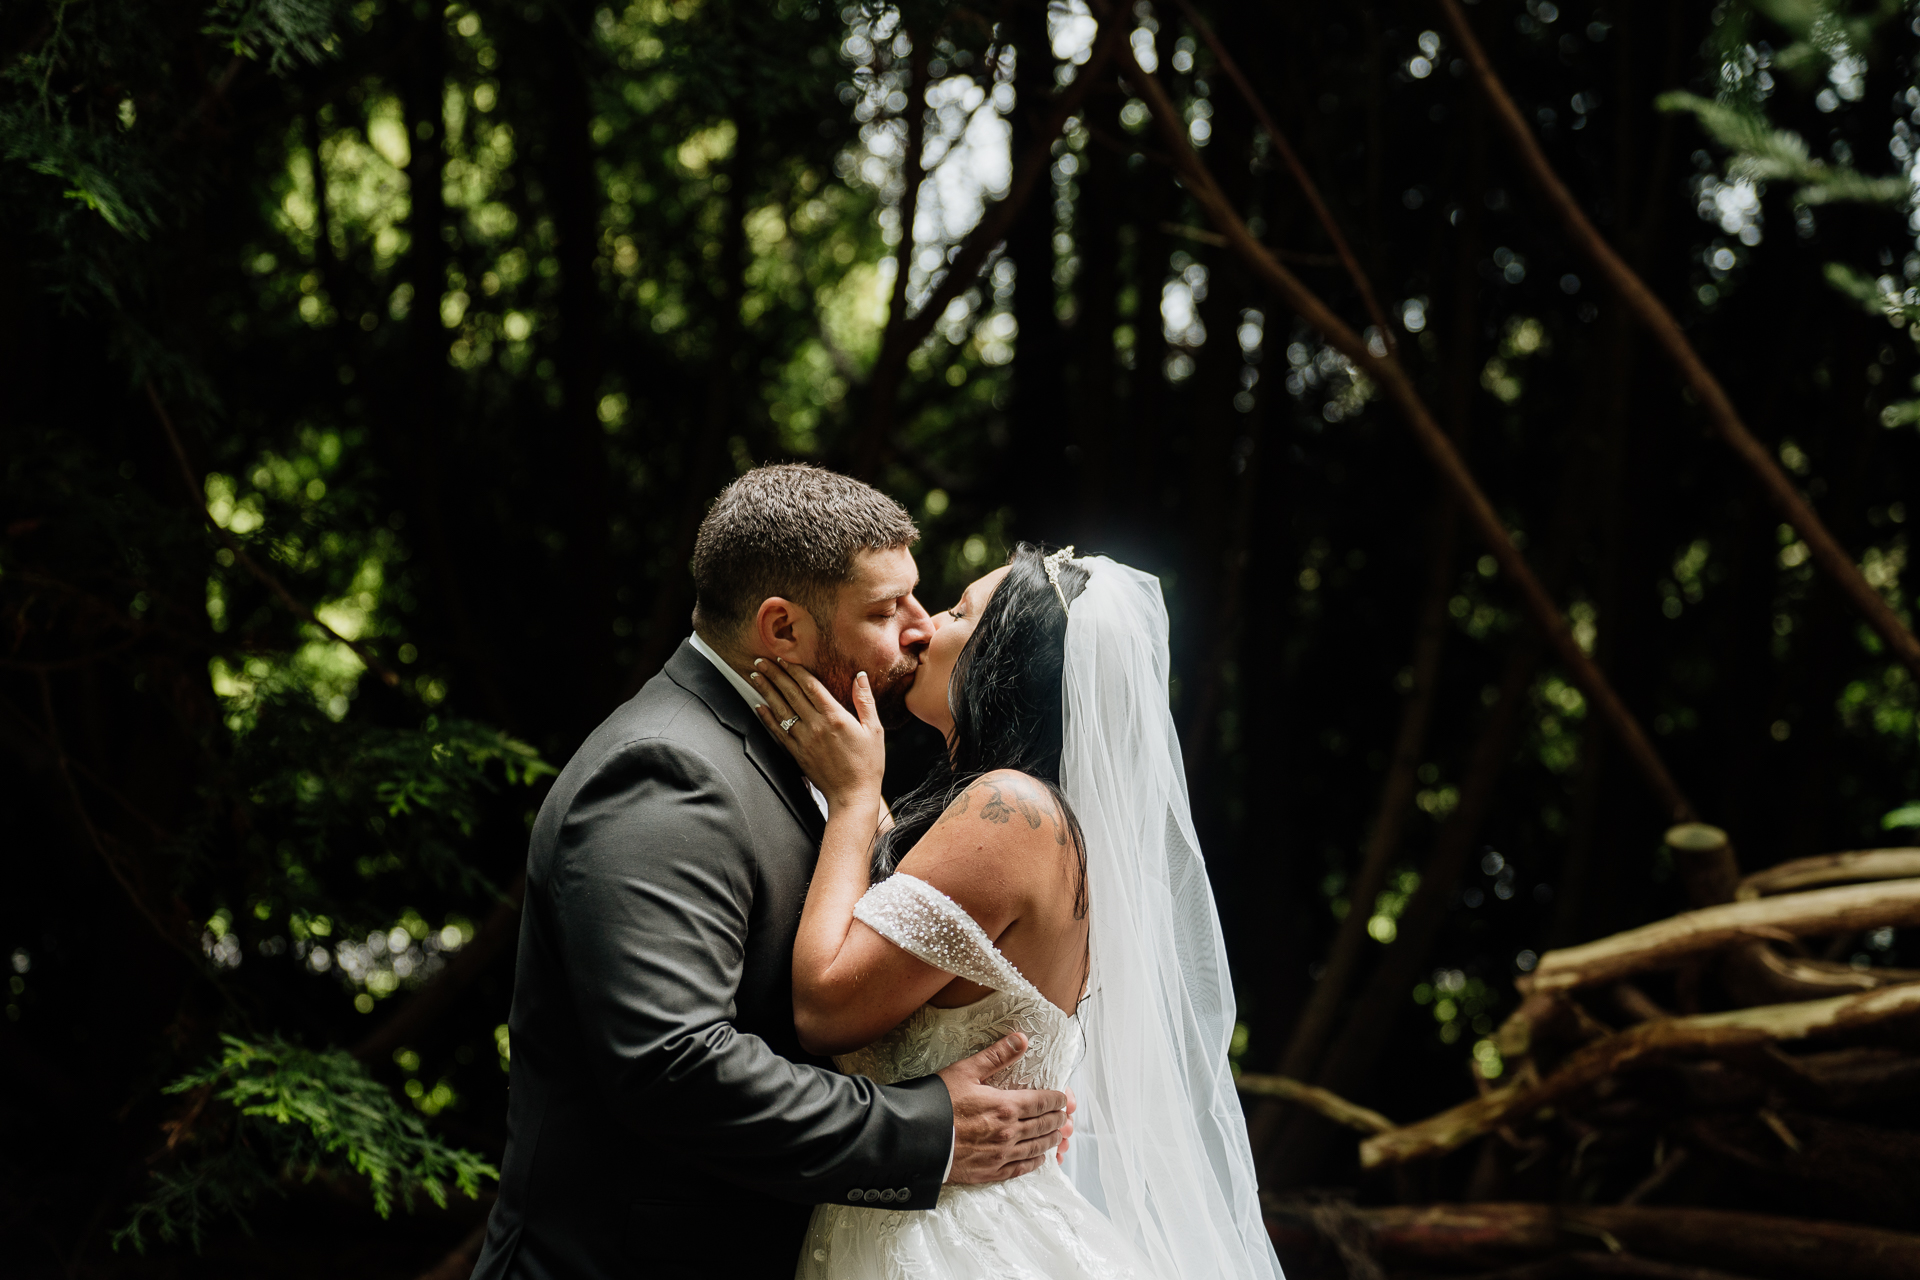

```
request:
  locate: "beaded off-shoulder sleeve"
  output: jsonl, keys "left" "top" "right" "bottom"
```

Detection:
{"left": 851, "top": 873, "right": 1040, "bottom": 1000}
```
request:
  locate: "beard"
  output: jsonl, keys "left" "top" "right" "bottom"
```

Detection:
{"left": 814, "top": 627, "right": 919, "bottom": 729}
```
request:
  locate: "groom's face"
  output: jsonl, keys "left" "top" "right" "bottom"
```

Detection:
{"left": 803, "top": 546, "right": 932, "bottom": 728}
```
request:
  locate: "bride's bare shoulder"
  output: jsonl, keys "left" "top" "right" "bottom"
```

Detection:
{"left": 933, "top": 769, "right": 1070, "bottom": 845}
{"left": 896, "top": 770, "right": 1074, "bottom": 913}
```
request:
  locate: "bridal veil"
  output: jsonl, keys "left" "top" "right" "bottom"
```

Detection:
{"left": 1057, "top": 556, "right": 1285, "bottom": 1280}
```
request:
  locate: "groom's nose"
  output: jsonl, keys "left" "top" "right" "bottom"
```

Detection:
{"left": 898, "top": 595, "right": 934, "bottom": 653}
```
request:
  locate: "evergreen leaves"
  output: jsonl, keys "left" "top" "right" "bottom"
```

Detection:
{"left": 204, "top": 0, "right": 349, "bottom": 73}
{"left": 1656, "top": 91, "right": 1909, "bottom": 207}
{"left": 115, "top": 1034, "right": 497, "bottom": 1252}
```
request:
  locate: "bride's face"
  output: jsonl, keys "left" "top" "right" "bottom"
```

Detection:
{"left": 905, "top": 565, "right": 1010, "bottom": 738}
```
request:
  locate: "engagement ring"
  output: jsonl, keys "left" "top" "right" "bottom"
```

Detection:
{"left": 778, "top": 715, "right": 799, "bottom": 733}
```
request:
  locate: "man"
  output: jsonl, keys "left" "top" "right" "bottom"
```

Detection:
{"left": 471, "top": 465, "right": 1071, "bottom": 1279}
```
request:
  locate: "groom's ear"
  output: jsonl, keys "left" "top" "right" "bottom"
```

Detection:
{"left": 751, "top": 595, "right": 820, "bottom": 662}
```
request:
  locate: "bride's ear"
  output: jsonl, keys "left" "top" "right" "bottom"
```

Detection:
{"left": 752, "top": 596, "right": 818, "bottom": 662}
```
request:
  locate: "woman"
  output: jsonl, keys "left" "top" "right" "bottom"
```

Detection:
{"left": 748, "top": 546, "right": 1282, "bottom": 1280}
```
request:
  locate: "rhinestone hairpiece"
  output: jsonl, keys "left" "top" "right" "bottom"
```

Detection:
{"left": 1044, "top": 545, "right": 1077, "bottom": 614}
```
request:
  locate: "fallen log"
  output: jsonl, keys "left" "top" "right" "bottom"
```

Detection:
{"left": 1459, "top": 1256, "right": 1761, "bottom": 1280}
{"left": 1359, "top": 984, "right": 1920, "bottom": 1167}
{"left": 1235, "top": 1073, "right": 1392, "bottom": 1134}
{"left": 1655, "top": 827, "right": 1919, "bottom": 1004}
{"left": 1523, "top": 880, "right": 1920, "bottom": 994}
{"left": 1264, "top": 1200, "right": 1920, "bottom": 1280}
{"left": 1736, "top": 848, "right": 1920, "bottom": 899}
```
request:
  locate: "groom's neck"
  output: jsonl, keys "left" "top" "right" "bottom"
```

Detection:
{"left": 694, "top": 625, "right": 764, "bottom": 677}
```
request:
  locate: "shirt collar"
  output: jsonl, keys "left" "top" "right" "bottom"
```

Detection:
{"left": 688, "top": 632, "right": 830, "bottom": 819}
{"left": 689, "top": 631, "right": 768, "bottom": 711}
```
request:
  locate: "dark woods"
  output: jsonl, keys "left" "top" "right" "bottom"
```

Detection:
{"left": 5, "top": 0, "right": 1920, "bottom": 1275}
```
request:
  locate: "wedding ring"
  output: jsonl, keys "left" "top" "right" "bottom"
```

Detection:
{"left": 778, "top": 715, "right": 800, "bottom": 733}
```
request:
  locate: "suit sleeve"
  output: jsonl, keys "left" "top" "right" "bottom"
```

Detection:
{"left": 546, "top": 736, "right": 952, "bottom": 1208}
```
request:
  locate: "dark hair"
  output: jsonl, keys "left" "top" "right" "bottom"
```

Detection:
{"left": 873, "top": 543, "right": 1091, "bottom": 917}
{"left": 691, "top": 463, "right": 918, "bottom": 640}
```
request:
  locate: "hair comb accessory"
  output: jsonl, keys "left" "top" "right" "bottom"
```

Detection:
{"left": 1044, "top": 545, "right": 1077, "bottom": 614}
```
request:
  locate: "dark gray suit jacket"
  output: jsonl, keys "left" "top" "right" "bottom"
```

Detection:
{"left": 470, "top": 641, "right": 953, "bottom": 1280}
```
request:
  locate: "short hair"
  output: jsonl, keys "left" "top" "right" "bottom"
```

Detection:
{"left": 691, "top": 464, "right": 918, "bottom": 640}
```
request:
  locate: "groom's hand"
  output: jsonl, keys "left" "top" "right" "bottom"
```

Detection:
{"left": 937, "top": 1032, "right": 1072, "bottom": 1184}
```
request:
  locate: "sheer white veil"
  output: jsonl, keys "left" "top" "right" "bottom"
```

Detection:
{"left": 1056, "top": 556, "right": 1283, "bottom": 1280}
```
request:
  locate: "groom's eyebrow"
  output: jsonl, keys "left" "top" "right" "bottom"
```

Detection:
{"left": 865, "top": 576, "right": 917, "bottom": 604}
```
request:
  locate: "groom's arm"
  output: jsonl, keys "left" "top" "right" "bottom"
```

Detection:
{"left": 547, "top": 736, "right": 952, "bottom": 1207}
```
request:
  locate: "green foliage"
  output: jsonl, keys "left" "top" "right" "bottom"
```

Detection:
{"left": 116, "top": 1034, "right": 496, "bottom": 1252}
{"left": 1656, "top": 91, "right": 1908, "bottom": 207}
{"left": 227, "top": 702, "right": 554, "bottom": 904}
{"left": 1748, "top": 0, "right": 1905, "bottom": 84}
{"left": 204, "top": 0, "right": 348, "bottom": 72}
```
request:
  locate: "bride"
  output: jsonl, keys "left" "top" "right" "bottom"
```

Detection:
{"left": 747, "top": 545, "right": 1283, "bottom": 1280}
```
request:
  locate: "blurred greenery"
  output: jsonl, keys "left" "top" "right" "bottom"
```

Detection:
{"left": 6, "top": 0, "right": 1920, "bottom": 1270}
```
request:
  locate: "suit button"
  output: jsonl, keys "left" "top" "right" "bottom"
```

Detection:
{"left": 878, "top": 1189, "right": 897, "bottom": 1203}
{"left": 896, "top": 1188, "right": 911, "bottom": 1201}
{"left": 847, "top": 1190, "right": 862, "bottom": 1202}
{"left": 862, "top": 1188, "right": 882, "bottom": 1203}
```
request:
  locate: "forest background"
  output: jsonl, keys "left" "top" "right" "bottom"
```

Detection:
{"left": 6, "top": 0, "right": 1920, "bottom": 1275}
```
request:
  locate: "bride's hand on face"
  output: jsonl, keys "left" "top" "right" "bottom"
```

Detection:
{"left": 749, "top": 658, "right": 886, "bottom": 814}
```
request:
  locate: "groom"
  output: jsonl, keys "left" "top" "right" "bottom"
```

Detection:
{"left": 471, "top": 465, "right": 1072, "bottom": 1279}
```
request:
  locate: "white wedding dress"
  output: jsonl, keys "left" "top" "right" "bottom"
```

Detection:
{"left": 798, "top": 557, "right": 1283, "bottom": 1280}
{"left": 794, "top": 871, "right": 1156, "bottom": 1279}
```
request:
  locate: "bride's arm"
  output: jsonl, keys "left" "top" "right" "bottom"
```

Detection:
{"left": 750, "top": 661, "right": 1051, "bottom": 1056}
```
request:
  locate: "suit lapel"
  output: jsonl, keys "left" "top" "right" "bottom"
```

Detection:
{"left": 665, "top": 641, "right": 827, "bottom": 842}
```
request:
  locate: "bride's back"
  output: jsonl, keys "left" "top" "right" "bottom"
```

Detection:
{"left": 903, "top": 769, "right": 1089, "bottom": 1017}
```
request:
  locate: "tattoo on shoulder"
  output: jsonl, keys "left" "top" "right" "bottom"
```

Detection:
{"left": 974, "top": 774, "right": 1066, "bottom": 843}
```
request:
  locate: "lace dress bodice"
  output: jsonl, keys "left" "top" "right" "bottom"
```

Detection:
{"left": 796, "top": 872, "right": 1152, "bottom": 1280}
{"left": 833, "top": 873, "right": 1079, "bottom": 1091}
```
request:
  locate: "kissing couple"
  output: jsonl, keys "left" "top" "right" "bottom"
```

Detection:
{"left": 472, "top": 465, "right": 1283, "bottom": 1280}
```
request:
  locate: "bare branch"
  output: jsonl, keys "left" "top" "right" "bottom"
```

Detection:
{"left": 1737, "top": 848, "right": 1920, "bottom": 900}
{"left": 1235, "top": 1073, "right": 1393, "bottom": 1134}
{"left": 1172, "top": 0, "right": 1398, "bottom": 350}
{"left": 351, "top": 874, "right": 525, "bottom": 1063}
{"left": 852, "top": 13, "right": 1127, "bottom": 476}
{"left": 1359, "top": 984, "right": 1920, "bottom": 1167}
{"left": 145, "top": 381, "right": 400, "bottom": 687}
{"left": 34, "top": 674, "right": 200, "bottom": 967}
{"left": 1099, "top": 1, "right": 1695, "bottom": 824}
{"left": 1433, "top": 0, "right": 1920, "bottom": 685}
{"left": 1524, "top": 880, "right": 1920, "bottom": 995}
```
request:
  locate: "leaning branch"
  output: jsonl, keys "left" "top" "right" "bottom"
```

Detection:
{"left": 35, "top": 674, "right": 201, "bottom": 966}
{"left": 1235, "top": 1073, "right": 1392, "bottom": 1134}
{"left": 1433, "top": 0, "right": 1920, "bottom": 685}
{"left": 1358, "top": 983, "right": 1920, "bottom": 1167}
{"left": 351, "top": 873, "right": 526, "bottom": 1063}
{"left": 1736, "top": 848, "right": 1920, "bottom": 899}
{"left": 853, "top": 13, "right": 1127, "bottom": 476}
{"left": 146, "top": 381, "right": 400, "bottom": 687}
{"left": 1523, "top": 880, "right": 1920, "bottom": 994}
{"left": 1172, "top": 0, "right": 1397, "bottom": 350}
{"left": 1102, "top": 5, "right": 1695, "bottom": 824}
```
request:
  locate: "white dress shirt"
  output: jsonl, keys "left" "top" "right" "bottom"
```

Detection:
{"left": 688, "top": 632, "right": 829, "bottom": 818}
{"left": 686, "top": 632, "right": 956, "bottom": 1181}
